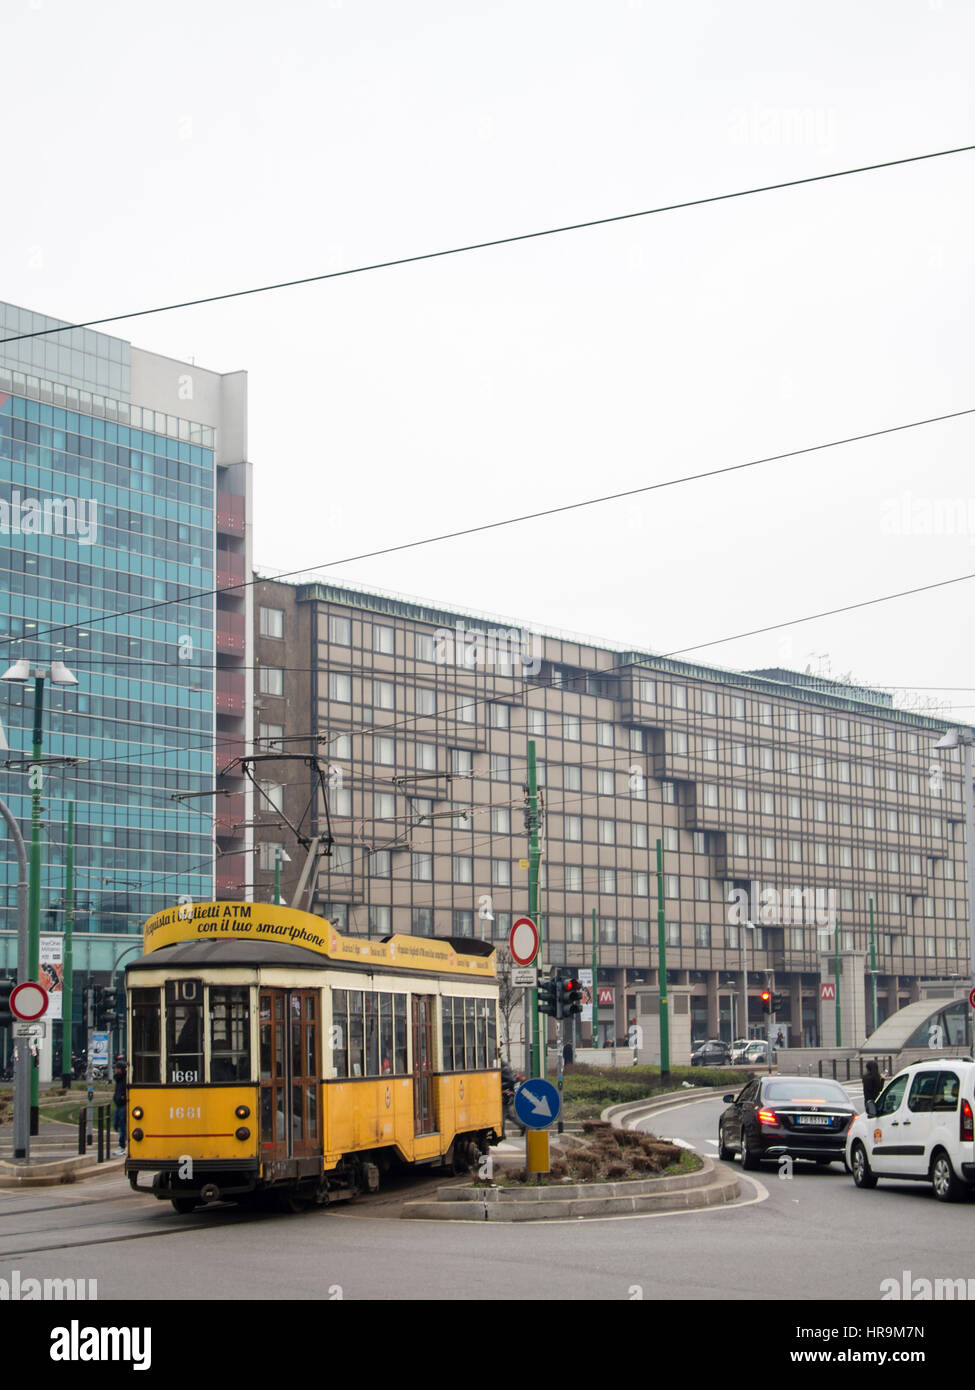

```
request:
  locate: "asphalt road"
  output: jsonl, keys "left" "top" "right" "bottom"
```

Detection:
{"left": 1, "top": 1089, "right": 972, "bottom": 1301}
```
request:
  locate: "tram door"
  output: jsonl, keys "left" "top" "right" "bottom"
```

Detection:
{"left": 259, "top": 989, "right": 320, "bottom": 1162}
{"left": 412, "top": 995, "right": 436, "bottom": 1135}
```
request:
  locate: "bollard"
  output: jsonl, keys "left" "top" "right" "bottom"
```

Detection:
{"left": 78, "top": 1106, "right": 86, "bottom": 1156}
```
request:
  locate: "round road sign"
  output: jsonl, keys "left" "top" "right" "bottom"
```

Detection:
{"left": 969, "top": 987, "right": 975, "bottom": 1010}
{"left": 509, "top": 916, "right": 539, "bottom": 966}
{"left": 10, "top": 981, "right": 49, "bottom": 1022}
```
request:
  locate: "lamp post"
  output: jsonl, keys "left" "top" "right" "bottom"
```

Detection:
{"left": 739, "top": 919, "right": 756, "bottom": 1041}
{"left": 933, "top": 728, "right": 975, "bottom": 997}
{"left": 1, "top": 659, "right": 77, "bottom": 1133}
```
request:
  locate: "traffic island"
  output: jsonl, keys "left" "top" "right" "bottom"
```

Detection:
{"left": 0, "top": 1154, "right": 126, "bottom": 1187}
{"left": 401, "top": 1153, "right": 738, "bottom": 1221}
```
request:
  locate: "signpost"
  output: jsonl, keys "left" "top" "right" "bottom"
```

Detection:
{"left": 509, "top": 917, "right": 539, "bottom": 967}
{"left": 514, "top": 1077, "right": 560, "bottom": 1179}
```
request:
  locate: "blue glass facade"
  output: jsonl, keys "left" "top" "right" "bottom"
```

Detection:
{"left": 0, "top": 388, "right": 216, "bottom": 936}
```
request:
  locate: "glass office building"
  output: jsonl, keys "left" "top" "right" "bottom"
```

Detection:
{"left": 0, "top": 300, "right": 252, "bottom": 1065}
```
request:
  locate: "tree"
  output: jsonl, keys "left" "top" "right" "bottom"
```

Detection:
{"left": 495, "top": 945, "right": 520, "bottom": 1062}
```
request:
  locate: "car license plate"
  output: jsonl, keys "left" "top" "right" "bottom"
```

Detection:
{"left": 799, "top": 1115, "right": 830, "bottom": 1125}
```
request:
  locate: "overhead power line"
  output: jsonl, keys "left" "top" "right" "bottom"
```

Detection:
{"left": 1, "top": 142, "right": 973, "bottom": 347}
{"left": 6, "top": 402, "right": 975, "bottom": 649}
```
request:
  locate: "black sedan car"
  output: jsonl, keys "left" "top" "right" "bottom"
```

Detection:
{"left": 718, "top": 1075, "right": 857, "bottom": 1169}
{"left": 691, "top": 1040, "right": 732, "bottom": 1067}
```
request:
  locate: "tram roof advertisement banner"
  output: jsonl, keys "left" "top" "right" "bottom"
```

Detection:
{"left": 39, "top": 934, "right": 63, "bottom": 1020}
{"left": 142, "top": 902, "right": 496, "bottom": 979}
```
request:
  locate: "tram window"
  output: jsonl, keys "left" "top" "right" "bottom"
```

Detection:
{"left": 380, "top": 994, "right": 393, "bottom": 1074}
{"left": 454, "top": 1000, "right": 465, "bottom": 1070}
{"left": 348, "top": 990, "right": 364, "bottom": 1077}
{"left": 210, "top": 987, "right": 250, "bottom": 1082}
{"left": 331, "top": 990, "right": 348, "bottom": 1078}
{"left": 465, "top": 998, "right": 476, "bottom": 1070}
{"left": 476, "top": 1000, "right": 488, "bottom": 1069}
{"left": 486, "top": 1001, "right": 497, "bottom": 1064}
{"left": 131, "top": 988, "right": 161, "bottom": 1084}
{"left": 441, "top": 999, "right": 454, "bottom": 1071}
{"left": 393, "top": 994, "right": 407, "bottom": 1074}
{"left": 364, "top": 992, "right": 380, "bottom": 1076}
{"left": 165, "top": 979, "right": 203, "bottom": 1084}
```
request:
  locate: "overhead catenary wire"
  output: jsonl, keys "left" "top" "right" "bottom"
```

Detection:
{"left": 1, "top": 142, "right": 973, "bottom": 348}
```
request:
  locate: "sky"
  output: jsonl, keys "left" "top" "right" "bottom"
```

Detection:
{"left": 2, "top": 0, "right": 973, "bottom": 723}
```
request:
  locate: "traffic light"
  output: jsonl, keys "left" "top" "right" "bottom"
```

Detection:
{"left": 772, "top": 993, "right": 785, "bottom": 1014}
{"left": 760, "top": 990, "right": 772, "bottom": 1014}
{"left": 92, "top": 985, "right": 116, "bottom": 1029}
{"left": 0, "top": 979, "right": 14, "bottom": 1027}
{"left": 538, "top": 977, "right": 559, "bottom": 1019}
{"left": 560, "top": 974, "right": 583, "bottom": 1018}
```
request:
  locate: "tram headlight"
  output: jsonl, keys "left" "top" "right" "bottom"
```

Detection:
{"left": 235, "top": 1127, "right": 250, "bottom": 1141}
{"left": 235, "top": 1105, "right": 250, "bottom": 1119}
{"left": 131, "top": 1128, "right": 144, "bottom": 1143}
{"left": 132, "top": 1107, "right": 144, "bottom": 1120}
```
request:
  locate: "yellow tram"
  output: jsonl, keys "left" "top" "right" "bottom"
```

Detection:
{"left": 124, "top": 902, "right": 502, "bottom": 1212}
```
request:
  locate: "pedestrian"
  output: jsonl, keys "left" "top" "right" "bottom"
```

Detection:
{"left": 862, "top": 1058, "right": 883, "bottom": 1112}
{"left": 112, "top": 1056, "right": 127, "bottom": 1155}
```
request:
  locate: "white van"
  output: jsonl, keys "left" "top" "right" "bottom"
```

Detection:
{"left": 846, "top": 1058, "right": 975, "bottom": 1202}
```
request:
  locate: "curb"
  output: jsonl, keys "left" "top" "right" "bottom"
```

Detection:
{"left": 0, "top": 1155, "right": 125, "bottom": 1188}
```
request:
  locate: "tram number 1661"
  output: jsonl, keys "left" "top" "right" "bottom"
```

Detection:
{"left": 169, "top": 1106, "right": 202, "bottom": 1119}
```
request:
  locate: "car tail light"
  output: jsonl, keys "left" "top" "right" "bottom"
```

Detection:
{"left": 961, "top": 1099, "right": 974, "bottom": 1143}
{"left": 757, "top": 1108, "right": 778, "bottom": 1127}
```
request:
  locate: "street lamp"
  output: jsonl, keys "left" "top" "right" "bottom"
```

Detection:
{"left": 933, "top": 728, "right": 975, "bottom": 1003}
{"left": 0, "top": 659, "right": 77, "bottom": 1133}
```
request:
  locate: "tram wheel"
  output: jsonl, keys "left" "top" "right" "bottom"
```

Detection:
{"left": 170, "top": 1198, "right": 197, "bottom": 1215}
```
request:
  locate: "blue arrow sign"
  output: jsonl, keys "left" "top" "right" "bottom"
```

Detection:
{"left": 513, "top": 1077, "right": 561, "bottom": 1130}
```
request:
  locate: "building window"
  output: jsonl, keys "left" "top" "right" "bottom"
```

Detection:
{"left": 702, "top": 690, "right": 716, "bottom": 715}
{"left": 694, "top": 876, "right": 709, "bottom": 901}
{"left": 661, "top": 782, "right": 675, "bottom": 804}
{"left": 372, "top": 680, "right": 395, "bottom": 711}
{"left": 640, "top": 679, "right": 656, "bottom": 703}
{"left": 633, "top": 920, "right": 650, "bottom": 946}
{"left": 759, "top": 702, "right": 772, "bottom": 726}
{"left": 258, "top": 842, "right": 283, "bottom": 871}
{"left": 564, "top": 815, "right": 582, "bottom": 841}
{"left": 762, "top": 836, "right": 775, "bottom": 860}
{"left": 598, "top": 868, "right": 616, "bottom": 894}
{"left": 599, "top": 918, "right": 617, "bottom": 944}
{"left": 453, "top": 856, "right": 473, "bottom": 884}
{"left": 562, "top": 713, "right": 581, "bottom": 741}
{"left": 412, "top": 908, "right": 434, "bottom": 935}
{"left": 415, "top": 688, "right": 436, "bottom": 716}
{"left": 760, "top": 791, "right": 774, "bottom": 815}
{"left": 633, "top": 871, "right": 649, "bottom": 896}
{"left": 457, "top": 697, "right": 477, "bottom": 725}
{"left": 759, "top": 747, "right": 773, "bottom": 771}
{"left": 663, "top": 827, "right": 679, "bottom": 851}
{"left": 373, "top": 792, "right": 396, "bottom": 820}
{"left": 597, "top": 722, "right": 615, "bottom": 747}
{"left": 261, "top": 783, "right": 284, "bottom": 813}
{"left": 412, "top": 852, "right": 432, "bottom": 881}
{"left": 672, "top": 685, "right": 687, "bottom": 710}
{"left": 733, "top": 788, "right": 747, "bottom": 812}
{"left": 565, "top": 865, "right": 583, "bottom": 891}
{"left": 328, "top": 672, "right": 351, "bottom": 703}
{"left": 789, "top": 839, "right": 802, "bottom": 863}
{"left": 374, "top": 736, "right": 396, "bottom": 765}
{"left": 490, "top": 703, "right": 510, "bottom": 729}
{"left": 632, "top": 823, "right": 648, "bottom": 849}
{"left": 839, "top": 845, "right": 852, "bottom": 868}
{"left": 812, "top": 714, "right": 825, "bottom": 736}
{"left": 733, "top": 833, "right": 748, "bottom": 856}
{"left": 731, "top": 696, "right": 745, "bottom": 719}
{"left": 695, "top": 923, "right": 711, "bottom": 948}
{"left": 368, "top": 905, "right": 391, "bottom": 934}
{"left": 373, "top": 625, "right": 395, "bottom": 654}
{"left": 837, "top": 718, "right": 849, "bottom": 740}
{"left": 491, "top": 753, "right": 510, "bottom": 782}
{"left": 598, "top": 819, "right": 615, "bottom": 845}
{"left": 598, "top": 770, "right": 614, "bottom": 795}
{"left": 328, "top": 615, "right": 351, "bottom": 645}
{"left": 814, "top": 799, "right": 826, "bottom": 822}
{"left": 703, "top": 737, "right": 717, "bottom": 761}
{"left": 260, "top": 607, "right": 284, "bottom": 639}
{"left": 451, "top": 748, "right": 473, "bottom": 775}
{"left": 415, "top": 634, "right": 436, "bottom": 662}
{"left": 566, "top": 915, "right": 584, "bottom": 943}
{"left": 260, "top": 667, "right": 284, "bottom": 697}
{"left": 787, "top": 794, "right": 800, "bottom": 817}
{"left": 371, "top": 850, "right": 391, "bottom": 877}
{"left": 702, "top": 784, "right": 718, "bottom": 808}
{"left": 259, "top": 723, "right": 284, "bottom": 751}
{"left": 786, "top": 709, "right": 799, "bottom": 731}
{"left": 416, "top": 741, "right": 437, "bottom": 771}
{"left": 814, "top": 842, "right": 827, "bottom": 865}
{"left": 453, "top": 910, "right": 474, "bottom": 937}
{"left": 491, "top": 859, "right": 511, "bottom": 887}
{"left": 491, "top": 806, "right": 511, "bottom": 834}
{"left": 665, "top": 874, "right": 679, "bottom": 899}
{"left": 732, "top": 744, "right": 745, "bottom": 766}
{"left": 564, "top": 765, "right": 581, "bottom": 792}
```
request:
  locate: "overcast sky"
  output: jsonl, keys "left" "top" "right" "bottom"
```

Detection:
{"left": 3, "top": 0, "right": 973, "bottom": 723}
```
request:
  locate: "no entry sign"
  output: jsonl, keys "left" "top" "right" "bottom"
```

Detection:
{"left": 10, "top": 981, "right": 49, "bottom": 1021}
{"left": 509, "top": 917, "right": 539, "bottom": 966}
